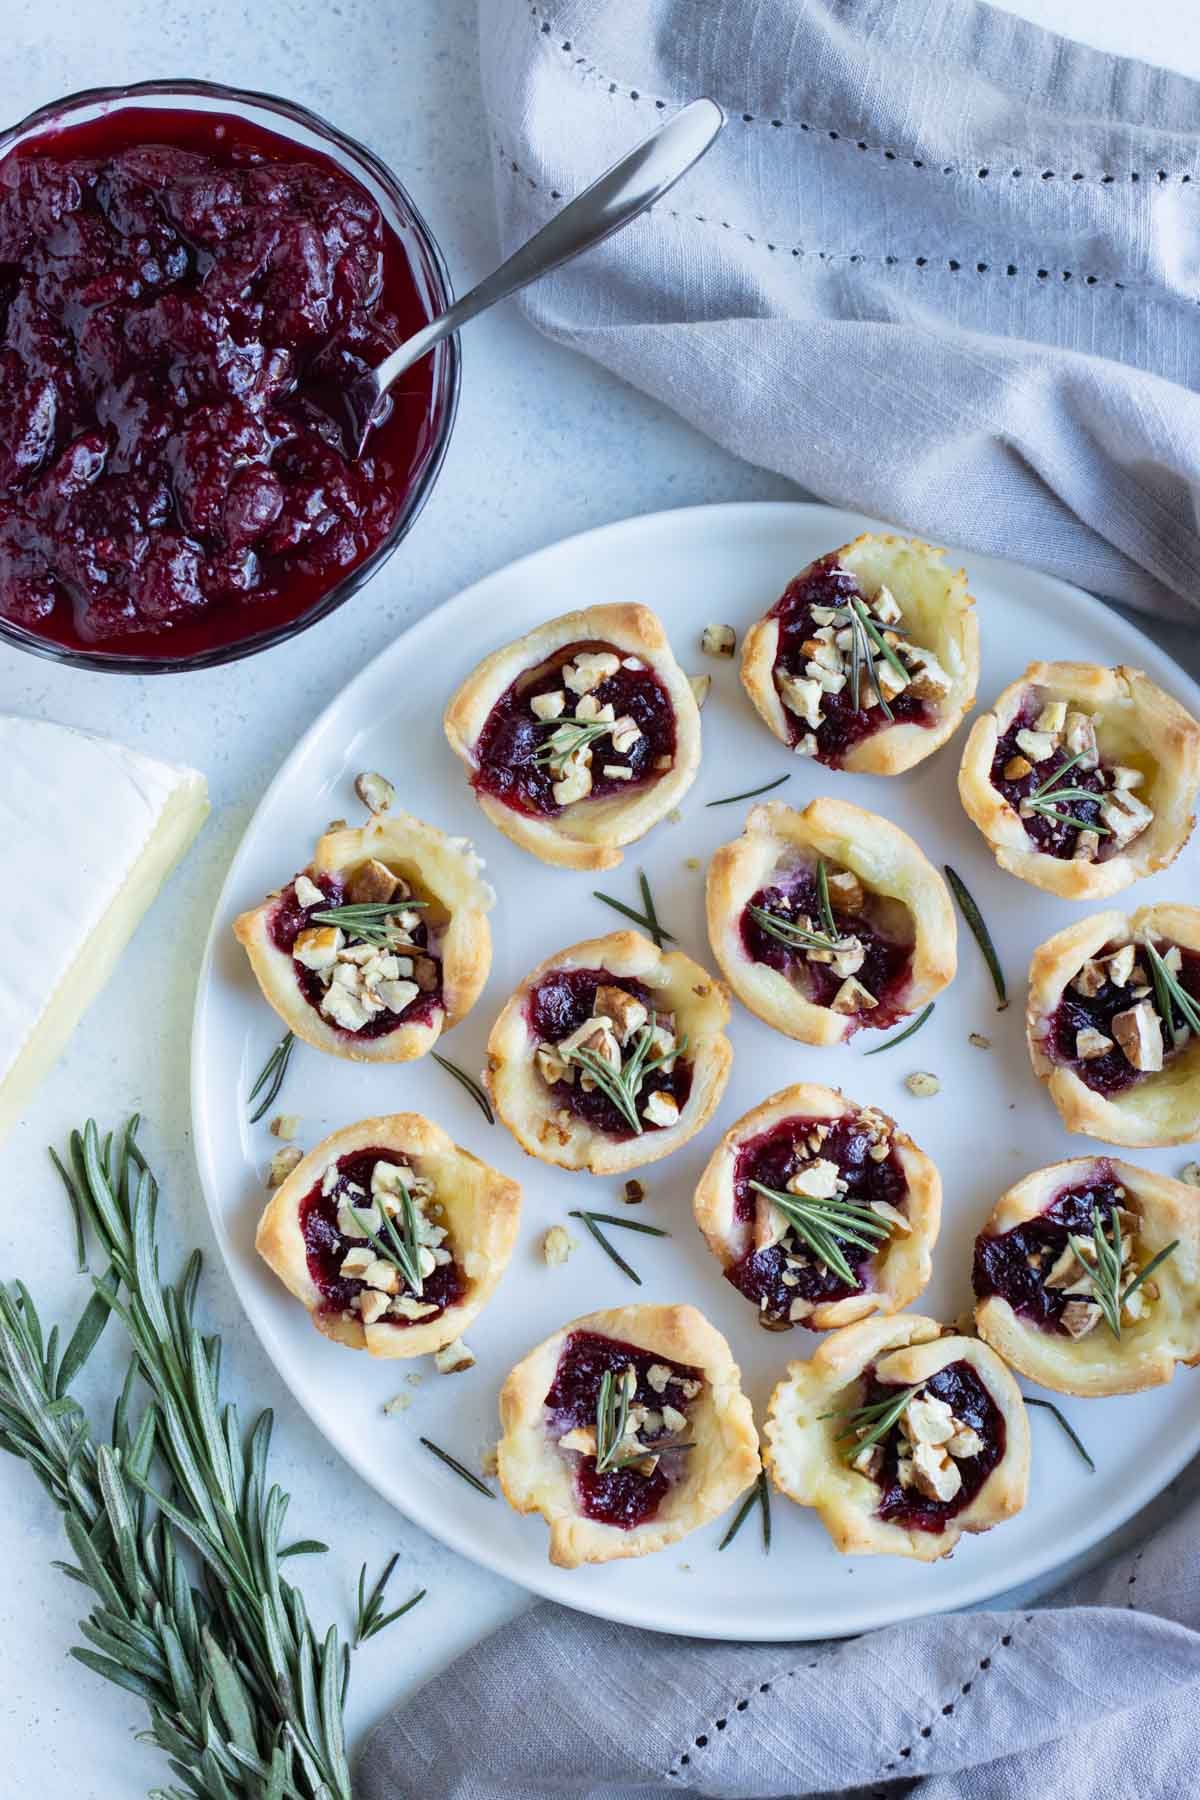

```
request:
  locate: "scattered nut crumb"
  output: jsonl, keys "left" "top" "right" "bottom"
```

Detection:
{"left": 624, "top": 1179, "right": 645, "bottom": 1206}
{"left": 700, "top": 624, "right": 736, "bottom": 658}
{"left": 406, "top": 1372, "right": 423, "bottom": 1387}
{"left": 904, "top": 1072, "right": 941, "bottom": 1098}
{"left": 677, "top": 1561, "right": 694, "bottom": 1573}
{"left": 326, "top": 818, "right": 347, "bottom": 831}
{"left": 267, "top": 1146, "right": 303, "bottom": 1187}
{"left": 667, "top": 808, "right": 682, "bottom": 825}
{"left": 355, "top": 770, "right": 395, "bottom": 814}
{"left": 968, "top": 1034, "right": 991, "bottom": 1051}
{"left": 685, "top": 857, "right": 701, "bottom": 871}
{"left": 434, "top": 1339, "right": 476, "bottom": 1375}
{"left": 1181, "top": 1162, "right": 1200, "bottom": 1188}
{"left": 383, "top": 1392, "right": 412, "bottom": 1416}
{"left": 951, "top": 1308, "right": 978, "bottom": 1338}
{"left": 270, "top": 1113, "right": 301, "bottom": 1139}
{"left": 480, "top": 1444, "right": 500, "bottom": 1477}
{"left": 689, "top": 673, "right": 712, "bottom": 708}
{"left": 542, "top": 1225, "right": 577, "bottom": 1266}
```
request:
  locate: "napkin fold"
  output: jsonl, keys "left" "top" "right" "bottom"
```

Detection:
{"left": 478, "top": 0, "right": 1200, "bottom": 620}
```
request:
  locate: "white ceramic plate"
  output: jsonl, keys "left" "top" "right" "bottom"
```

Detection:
{"left": 192, "top": 501, "right": 1200, "bottom": 1641}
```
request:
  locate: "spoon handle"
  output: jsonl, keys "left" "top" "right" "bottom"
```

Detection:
{"left": 376, "top": 98, "right": 724, "bottom": 385}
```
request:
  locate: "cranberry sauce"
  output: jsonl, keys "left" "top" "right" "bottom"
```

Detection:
{"left": 739, "top": 864, "right": 913, "bottom": 1031}
{"left": 767, "top": 555, "right": 931, "bottom": 764}
{"left": 868, "top": 1360, "right": 1004, "bottom": 1533}
{"left": 972, "top": 1166, "right": 1123, "bottom": 1332}
{"left": 0, "top": 107, "right": 439, "bottom": 658}
{"left": 300, "top": 1148, "right": 463, "bottom": 1326}
{"left": 543, "top": 1330, "right": 701, "bottom": 1530}
{"left": 990, "top": 704, "right": 1107, "bottom": 859}
{"left": 1048, "top": 944, "right": 1200, "bottom": 1097}
{"left": 471, "top": 640, "right": 676, "bottom": 817}
{"left": 269, "top": 872, "right": 441, "bottom": 1037}
{"left": 527, "top": 967, "right": 692, "bottom": 1139}
{"left": 726, "top": 1114, "right": 907, "bottom": 1323}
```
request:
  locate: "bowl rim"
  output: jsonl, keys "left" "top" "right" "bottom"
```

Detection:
{"left": 0, "top": 76, "right": 460, "bottom": 675}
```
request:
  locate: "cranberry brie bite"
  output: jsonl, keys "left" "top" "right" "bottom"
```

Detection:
{"left": 256, "top": 1113, "right": 520, "bottom": 1358}
{"left": 693, "top": 1085, "right": 940, "bottom": 1331}
{"left": 959, "top": 661, "right": 1200, "bottom": 899}
{"left": 740, "top": 534, "right": 979, "bottom": 773}
{"left": 486, "top": 930, "right": 732, "bottom": 1174}
{"left": 443, "top": 604, "right": 701, "bottom": 871}
{"left": 234, "top": 812, "right": 493, "bottom": 1062}
{"left": 497, "top": 1304, "right": 759, "bottom": 1566}
{"left": 973, "top": 1158, "right": 1200, "bottom": 1396}
{"left": 706, "top": 798, "right": 955, "bottom": 1043}
{"left": 1027, "top": 905, "right": 1200, "bottom": 1146}
{"left": 764, "top": 1316, "right": 1028, "bottom": 1561}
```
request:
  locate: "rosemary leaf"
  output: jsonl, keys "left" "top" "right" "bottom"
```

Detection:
{"left": 418, "top": 1437, "right": 495, "bottom": 1498}
{"left": 309, "top": 901, "right": 426, "bottom": 949}
{"left": 639, "top": 870, "right": 667, "bottom": 949}
{"left": 353, "top": 1552, "right": 425, "bottom": 1645}
{"left": 1023, "top": 1397, "right": 1095, "bottom": 1473}
{"left": 568, "top": 1210, "right": 669, "bottom": 1238}
{"left": 746, "top": 904, "right": 841, "bottom": 954}
{"left": 862, "top": 1002, "right": 934, "bottom": 1055}
{"left": 431, "top": 1052, "right": 495, "bottom": 1124}
{"left": 345, "top": 1197, "right": 423, "bottom": 1300}
{"left": 717, "top": 1469, "right": 772, "bottom": 1552}
{"left": 1144, "top": 940, "right": 1200, "bottom": 1044}
{"left": 592, "top": 888, "right": 677, "bottom": 943}
{"left": 944, "top": 865, "right": 1008, "bottom": 1010}
{"left": 593, "top": 1366, "right": 632, "bottom": 1473}
{"left": 248, "top": 1031, "right": 296, "bottom": 1124}
{"left": 570, "top": 1211, "right": 643, "bottom": 1284}
{"left": 815, "top": 859, "right": 838, "bottom": 937}
{"left": 706, "top": 773, "right": 790, "bottom": 808}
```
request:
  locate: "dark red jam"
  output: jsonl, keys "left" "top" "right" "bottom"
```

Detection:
{"left": 471, "top": 640, "right": 676, "bottom": 817}
{"left": 543, "top": 1330, "right": 701, "bottom": 1529}
{"left": 299, "top": 1147, "right": 463, "bottom": 1326}
{"left": 866, "top": 1360, "right": 1004, "bottom": 1533}
{"left": 990, "top": 704, "right": 1108, "bottom": 859}
{"left": 527, "top": 967, "right": 692, "bottom": 1138}
{"left": 268, "top": 872, "right": 441, "bottom": 1037}
{"left": 1046, "top": 944, "right": 1200, "bottom": 1097}
{"left": 0, "top": 107, "right": 443, "bottom": 658}
{"left": 739, "top": 865, "right": 913, "bottom": 1032}
{"left": 767, "top": 555, "right": 932, "bottom": 764}
{"left": 726, "top": 1114, "right": 907, "bottom": 1323}
{"left": 972, "top": 1166, "right": 1122, "bottom": 1333}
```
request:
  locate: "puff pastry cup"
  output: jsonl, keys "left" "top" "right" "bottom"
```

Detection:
{"left": 443, "top": 603, "right": 701, "bottom": 871}
{"left": 764, "top": 1315, "right": 1029, "bottom": 1561}
{"left": 705, "top": 798, "right": 956, "bottom": 1044}
{"left": 740, "top": 533, "right": 979, "bottom": 774}
{"left": 256, "top": 1113, "right": 520, "bottom": 1358}
{"left": 486, "top": 930, "right": 733, "bottom": 1174}
{"left": 497, "top": 1303, "right": 760, "bottom": 1566}
{"left": 973, "top": 1156, "right": 1200, "bottom": 1397}
{"left": 693, "top": 1084, "right": 941, "bottom": 1331}
{"left": 1026, "top": 904, "right": 1200, "bottom": 1147}
{"left": 234, "top": 811, "right": 494, "bottom": 1063}
{"left": 958, "top": 661, "right": 1200, "bottom": 899}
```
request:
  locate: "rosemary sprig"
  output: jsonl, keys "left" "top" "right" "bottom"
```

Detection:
{"left": 1144, "top": 939, "right": 1200, "bottom": 1046}
{"left": 592, "top": 879, "right": 677, "bottom": 944}
{"left": 746, "top": 903, "right": 842, "bottom": 955}
{"left": 532, "top": 718, "right": 613, "bottom": 769}
{"left": 431, "top": 1052, "right": 495, "bottom": 1124}
{"left": 706, "top": 773, "right": 790, "bottom": 807}
{"left": 842, "top": 597, "right": 909, "bottom": 719}
{"left": 593, "top": 1366, "right": 633, "bottom": 1473}
{"left": 309, "top": 900, "right": 426, "bottom": 948}
{"left": 418, "top": 1437, "right": 495, "bottom": 1498}
{"left": 354, "top": 1554, "right": 425, "bottom": 1646}
{"left": 561, "top": 1026, "right": 687, "bottom": 1137}
{"left": 748, "top": 1181, "right": 892, "bottom": 1288}
{"left": 823, "top": 1381, "right": 924, "bottom": 1463}
{"left": 1067, "top": 1204, "right": 1180, "bottom": 1341}
{"left": 639, "top": 871, "right": 667, "bottom": 949}
{"left": 944, "top": 865, "right": 1008, "bottom": 1010}
{"left": 1021, "top": 753, "right": 1111, "bottom": 837}
{"left": 346, "top": 1191, "right": 424, "bottom": 1299}
{"left": 247, "top": 1028, "right": 295, "bottom": 1124}
{"left": 1023, "top": 1397, "right": 1095, "bottom": 1473}
{"left": 6, "top": 1116, "right": 371, "bottom": 1799}
{"left": 862, "top": 1001, "right": 934, "bottom": 1055}
{"left": 815, "top": 859, "right": 837, "bottom": 937}
{"left": 567, "top": 1209, "right": 669, "bottom": 1284}
{"left": 717, "top": 1469, "right": 772, "bottom": 1552}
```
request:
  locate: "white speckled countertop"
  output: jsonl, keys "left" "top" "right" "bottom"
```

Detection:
{"left": 3, "top": 2, "right": 1200, "bottom": 1792}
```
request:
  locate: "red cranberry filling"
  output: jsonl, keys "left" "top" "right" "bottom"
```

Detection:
{"left": 766, "top": 556, "right": 933, "bottom": 765}
{"left": 472, "top": 640, "right": 676, "bottom": 817}
{"left": 0, "top": 108, "right": 439, "bottom": 658}
{"left": 739, "top": 865, "right": 913, "bottom": 1031}
{"left": 972, "top": 1167, "right": 1124, "bottom": 1333}
{"left": 725, "top": 1114, "right": 907, "bottom": 1323}
{"left": 527, "top": 967, "right": 692, "bottom": 1139}
{"left": 990, "top": 703, "right": 1114, "bottom": 859}
{"left": 269, "top": 872, "right": 441, "bottom": 1038}
{"left": 300, "top": 1147, "right": 463, "bottom": 1326}
{"left": 543, "top": 1329, "right": 701, "bottom": 1529}
{"left": 864, "top": 1360, "right": 1004, "bottom": 1533}
{"left": 1046, "top": 942, "right": 1200, "bottom": 1097}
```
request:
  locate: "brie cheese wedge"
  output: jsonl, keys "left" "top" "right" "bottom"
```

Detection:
{"left": 0, "top": 717, "right": 208, "bottom": 1142}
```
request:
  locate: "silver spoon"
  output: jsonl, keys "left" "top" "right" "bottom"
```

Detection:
{"left": 342, "top": 97, "right": 725, "bottom": 455}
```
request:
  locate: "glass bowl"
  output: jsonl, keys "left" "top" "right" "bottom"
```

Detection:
{"left": 0, "top": 78, "right": 460, "bottom": 674}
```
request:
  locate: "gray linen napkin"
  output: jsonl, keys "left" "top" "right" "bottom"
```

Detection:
{"left": 478, "top": 0, "right": 1200, "bottom": 620}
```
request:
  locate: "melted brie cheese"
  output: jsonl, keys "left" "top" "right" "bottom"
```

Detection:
{"left": 0, "top": 717, "right": 208, "bottom": 1141}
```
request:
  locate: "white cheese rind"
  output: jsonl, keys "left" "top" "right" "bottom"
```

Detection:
{"left": 0, "top": 717, "right": 208, "bottom": 1142}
